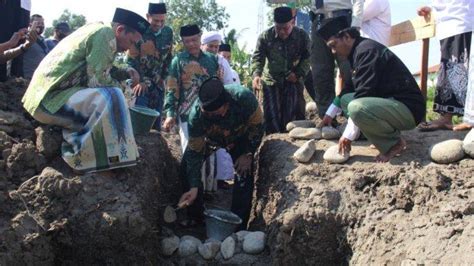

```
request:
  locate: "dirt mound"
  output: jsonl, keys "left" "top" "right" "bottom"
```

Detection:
{"left": 0, "top": 78, "right": 182, "bottom": 264}
{"left": 250, "top": 130, "right": 473, "bottom": 265}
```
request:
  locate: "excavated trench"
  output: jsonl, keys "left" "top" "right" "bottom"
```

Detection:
{"left": 1, "top": 78, "right": 473, "bottom": 265}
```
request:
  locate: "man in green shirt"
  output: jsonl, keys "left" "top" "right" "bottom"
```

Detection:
{"left": 251, "top": 6, "right": 310, "bottom": 134}
{"left": 127, "top": 3, "right": 173, "bottom": 130}
{"left": 178, "top": 77, "right": 264, "bottom": 229}
{"left": 163, "top": 24, "right": 220, "bottom": 152}
{"left": 21, "top": 8, "right": 149, "bottom": 173}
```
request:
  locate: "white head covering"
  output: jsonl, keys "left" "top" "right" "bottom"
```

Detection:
{"left": 201, "top": 31, "right": 222, "bottom": 44}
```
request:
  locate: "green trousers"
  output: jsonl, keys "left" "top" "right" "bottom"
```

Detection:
{"left": 341, "top": 93, "right": 417, "bottom": 154}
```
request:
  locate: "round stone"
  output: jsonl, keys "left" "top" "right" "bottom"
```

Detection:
{"left": 323, "top": 145, "right": 349, "bottom": 164}
{"left": 289, "top": 127, "right": 321, "bottom": 140}
{"left": 322, "top": 126, "right": 341, "bottom": 140}
{"left": 242, "top": 231, "right": 265, "bottom": 254}
{"left": 161, "top": 235, "right": 179, "bottom": 256}
{"left": 220, "top": 236, "right": 235, "bottom": 260}
{"left": 286, "top": 120, "right": 316, "bottom": 131}
{"left": 430, "top": 139, "right": 464, "bottom": 164}
{"left": 198, "top": 241, "right": 221, "bottom": 260}
{"left": 163, "top": 205, "right": 177, "bottom": 223}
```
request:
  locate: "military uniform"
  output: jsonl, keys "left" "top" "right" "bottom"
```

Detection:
{"left": 127, "top": 25, "right": 173, "bottom": 129}
{"left": 183, "top": 84, "right": 264, "bottom": 229}
{"left": 251, "top": 26, "right": 310, "bottom": 133}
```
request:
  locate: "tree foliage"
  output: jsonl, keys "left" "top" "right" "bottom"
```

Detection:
{"left": 165, "top": 0, "right": 229, "bottom": 44}
{"left": 44, "top": 9, "right": 86, "bottom": 37}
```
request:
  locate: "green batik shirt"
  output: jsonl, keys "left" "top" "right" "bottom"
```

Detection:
{"left": 251, "top": 26, "right": 310, "bottom": 86}
{"left": 183, "top": 84, "right": 264, "bottom": 188}
{"left": 126, "top": 25, "right": 173, "bottom": 90}
{"left": 163, "top": 50, "right": 219, "bottom": 120}
{"left": 22, "top": 22, "right": 129, "bottom": 115}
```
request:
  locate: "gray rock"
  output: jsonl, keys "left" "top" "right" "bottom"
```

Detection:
{"left": 430, "top": 139, "right": 464, "bottom": 164}
{"left": 293, "top": 140, "right": 316, "bottom": 163}
{"left": 35, "top": 126, "right": 62, "bottom": 159}
{"left": 198, "top": 241, "right": 221, "bottom": 260}
{"left": 305, "top": 101, "right": 317, "bottom": 113}
{"left": 242, "top": 231, "right": 265, "bottom": 254}
{"left": 289, "top": 127, "right": 321, "bottom": 140}
{"left": 322, "top": 126, "right": 341, "bottom": 140}
{"left": 220, "top": 236, "right": 235, "bottom": 259}
{"left": 462, "top": 129, "right": 474, "bottom": 157}
{"left": 161, "top": 235, "right": 179, "bottom": 256}
{"left": 235, "top": 230, "right": 250, "bottom": 243}
{"left": 323, "top": 145, "right": 350, "bottom": 164}
{"left": 286, "top": 120, "right": 316, "bottom": 131}
{"left": 179, "top": 235, "right": 201, "bottom": 257}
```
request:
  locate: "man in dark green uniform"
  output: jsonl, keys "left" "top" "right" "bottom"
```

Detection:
{"left": 178, "top": 77, "right": 264, "bottom": 229}
{"left": 127, "top": 2, "right": 173, "bottom": 130}
{"left": 251, "top": 6, "right": 310, "bottom": 134}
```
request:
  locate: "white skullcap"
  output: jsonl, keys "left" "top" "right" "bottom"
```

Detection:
{"left": 201, "top": 31, "right": 222, "bottom": 44}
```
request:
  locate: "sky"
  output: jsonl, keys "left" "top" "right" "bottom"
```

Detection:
{"left": 30, "top": 0, "right": 437, "bottom": 73}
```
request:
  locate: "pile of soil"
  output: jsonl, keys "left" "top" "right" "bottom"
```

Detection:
{"left": 250, "top": 130, "right": 473, "bottom": 265}
{"left": 0, "top": 78, "right": 182, "bottom": 264}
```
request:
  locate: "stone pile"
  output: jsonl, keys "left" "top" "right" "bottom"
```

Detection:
{"left": 161, "top": 231, "right": 266, "bottom": 260}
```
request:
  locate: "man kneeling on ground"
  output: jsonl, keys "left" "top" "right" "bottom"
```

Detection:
{"left": 22, "top": 8, "right": 149, "bottom": 173}
{"left": 318, "top": 17, "right": 426, "bottom": 162}
{"left": 178, "top": 77, "right": 264, "bottom": 230}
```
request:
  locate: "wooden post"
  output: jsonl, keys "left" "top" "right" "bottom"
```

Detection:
{"left": 420, "top": 38, "right": 430, "bottom": 100}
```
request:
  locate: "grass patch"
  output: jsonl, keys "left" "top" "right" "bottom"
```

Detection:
{"left": 425, "top": 85, "right": 462, "bottom": 124}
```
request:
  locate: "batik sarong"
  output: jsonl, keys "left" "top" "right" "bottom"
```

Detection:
{"left": 463, "top": 33, "right": 474, "bottom": 125}
{"left": 262, "top": 81, "right": 306, "bottom": 134}
{"left": 34, "top": 87, "right": 138, "bottom": 173}
{"left": 433, "top": 32, "right": 472, "bottom": 115}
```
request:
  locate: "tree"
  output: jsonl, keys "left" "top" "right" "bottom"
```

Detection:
{"left": 165, "top": 0, "right": 229, "bottom": 46}
{"left": 44, "top": 9, "right": 86, "bottom": 38}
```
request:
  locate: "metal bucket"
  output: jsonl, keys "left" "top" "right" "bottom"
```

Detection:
{"left": 204, "top": 209, "right": 242, "bottom": 241}
{"left": 129, "top": 106, "right": 160, "bottom": 135}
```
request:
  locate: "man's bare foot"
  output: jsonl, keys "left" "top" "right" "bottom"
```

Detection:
{"left": 374, "top": 138, "right": 407, "bottom": 163}
{"left": 453, "top": 122, "right": 472, "bottom": 131}
{"left": 418, "top": 114, "right": 453, "bottom": 131}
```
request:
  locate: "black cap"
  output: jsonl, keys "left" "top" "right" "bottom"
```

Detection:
{"left": 148, "top": 3, "right": 166, "bottom": 14}
{"left": 274, "top": 6, "right": 293, "bottom": 24}
{"left": 219, "top": 43, "right": 231, "bottom": 52}
{"left": 180, "top": 24, "right": 201, "bottom": 37}
{"left": 113, "top": 8, "right": 150, "bottom": 36}
{"left": 199, "top": 77, "right": 228, "bottom": 112}
{"left": 55, "top": 22, "right": 70, "bottom": 32}
{"left": 318, "top": 16, "right": 350, "bottom": 41}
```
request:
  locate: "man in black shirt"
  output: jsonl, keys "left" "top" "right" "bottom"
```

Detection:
{"left": 318, "top": 16, "right": 425, "bottom": 162}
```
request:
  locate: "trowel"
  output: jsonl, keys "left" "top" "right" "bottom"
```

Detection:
{"left": 163, "top": 201, "right": 188, "bottom": 223}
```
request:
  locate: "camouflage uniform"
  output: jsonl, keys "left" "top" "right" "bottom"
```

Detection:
{"left": 251, "top": 26, "right": 310, "bottom": 133}
{"left": 127, "top": 25, "right": 173, "bottom": 129}
{"left": 183, "top": 84, "right": 264, "bottom": 229}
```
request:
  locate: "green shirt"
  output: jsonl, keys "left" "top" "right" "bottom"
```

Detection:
{"left": 163, "top": 50, "right": 219, "bottom": 120}
{"left": 126, "top": 25, "right": 173, "bottom": 90}
{"left": 22, "top": 22, "right": 128, "bottom": 115}
{"left": 183, "top": 84, "right": 264, "bottom": 188}
{"left": 251, "top": 26, "right": 311, "bottom": 86}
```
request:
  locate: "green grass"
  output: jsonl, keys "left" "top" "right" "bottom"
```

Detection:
{"left": 425, "top": 85, "right": 462, "bottom": 124}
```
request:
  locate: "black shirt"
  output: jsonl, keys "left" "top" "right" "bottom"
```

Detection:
{"left": 346, "top": 37, "right": 426, "bottom": 124}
